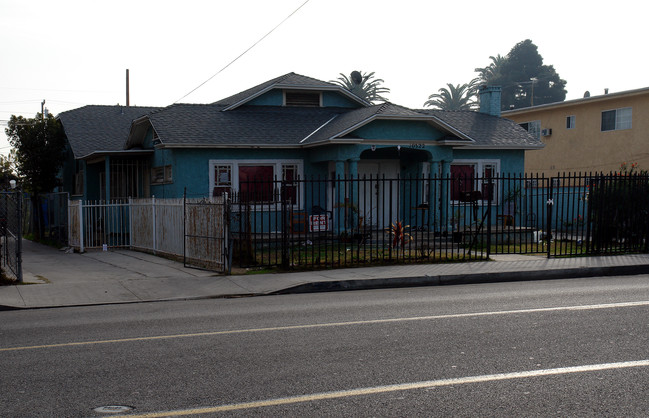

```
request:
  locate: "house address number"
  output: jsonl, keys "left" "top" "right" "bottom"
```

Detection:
{"left": 409, "top": 143, "right": 425, "bottom": 149}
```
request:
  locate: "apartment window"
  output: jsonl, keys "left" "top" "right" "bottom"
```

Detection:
{"left": 566, "top": 115, "right": 575, "bottom": 129}
{"left": 450, "top": 160, "right": 499, "bottom": 203}
{"left": 601, "top": 107, "right": 632, "bottom": 131}
{"left": 210, "top": 160, "right": 303, "bottom": 206}
{"left": 519, "top": 120, "right": 541, "bottom": 140}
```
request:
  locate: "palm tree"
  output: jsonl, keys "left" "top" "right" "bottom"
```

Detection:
{"left": 475, "top": 54, "right": 507, "bottom": 84}
{"left": 330, "top": 71, "right": 390, "bottom": 103}
{"left": 423, "top": 81, "right": 478, "bottom": 111}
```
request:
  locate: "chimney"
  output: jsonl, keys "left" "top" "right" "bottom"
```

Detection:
{"left": 479, "top": 85, "right": 502, "bottom": 117}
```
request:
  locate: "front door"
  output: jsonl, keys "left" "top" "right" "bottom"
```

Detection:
{"left": 358, "top": 161, "right": 399, "bottom": 228}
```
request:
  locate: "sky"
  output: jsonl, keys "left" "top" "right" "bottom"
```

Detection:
{"left": 1, "top": 0, "right": 647, "bottom": 156}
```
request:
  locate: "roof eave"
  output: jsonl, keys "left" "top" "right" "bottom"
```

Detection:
{"left": 79, "top": 149, "right": 155, "bottom": 160}
{"left": 502, "top": 86, "right": 649, "bottom": 116}
{"left": 452, "top": 144, "right": 545, "bottom": 150}
{"left": 155, "top": 143, "right": 302, "bottom": 149}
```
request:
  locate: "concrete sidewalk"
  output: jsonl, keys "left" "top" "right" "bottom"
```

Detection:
{"left": 2, "top": 239, "right": 649, "bottom": 310}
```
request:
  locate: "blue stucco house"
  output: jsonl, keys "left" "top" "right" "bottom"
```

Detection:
{"left": 58, "top": 72, "right": 542, "bottom": 233}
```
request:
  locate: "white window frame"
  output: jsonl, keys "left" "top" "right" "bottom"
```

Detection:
{"left": 566, "top": 115, "right": 575, "bottom": 129}
{"left": 450, "top": 159, "right": 500, "bottom": 205}
{"left": 601, "top": 107, "right": 632, "bottom": 131}
{"left": 520, "top": 120, "right": 541, "bottom": 140}
{"left": 209, "top": 159, "right": 304, "bottom": 209}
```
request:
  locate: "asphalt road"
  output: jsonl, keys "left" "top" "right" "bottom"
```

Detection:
{"left": 2, "top": 274, "right": 649, "bottom": 416}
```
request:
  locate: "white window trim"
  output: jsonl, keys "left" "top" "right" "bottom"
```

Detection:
{"left": 601, "top": 107, "right": 632, "bottom": 132}
{"left": 566, "top": 115, "right": 575, "bottom": 130}
{"left": 450, "top": 159, "right": 500, "bottom": 205}
{"left": 209, "top": 159, "right": 304, "bottom": 209}
{"left": 520, "top": 120, "right": 541, "bottom": 140}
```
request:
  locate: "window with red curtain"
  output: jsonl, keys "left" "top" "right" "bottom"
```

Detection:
{"left": 451, "top": 164, "right": 475, "bottom": 201}
{"left": 239, "top": 166, "right": 274, "bottom": 202}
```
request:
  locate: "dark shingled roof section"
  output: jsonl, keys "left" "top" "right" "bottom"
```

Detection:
{"left": 418, "top": 109, "right": 543, "bottom": 148}
{"left": 213, "top": 72, "right": 348, "bottom": 107}
{"left": 149, "top": 104, "right": 348, "bottom": 146}
{"left": 59, "top": 105, "right": 161, "bottom": 158}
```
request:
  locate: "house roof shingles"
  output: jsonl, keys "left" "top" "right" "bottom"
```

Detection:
{"left": 144, "top": 103, "right": 541, "bottom": 149}
{"left": 419, "top": 109, "right": 542, "bottom": 148}
{"left": 59, "top": 105, "right": 161, "bottom": 158}
{"left": 149, "top": 104, "right": 348, "bottom": 146}
{"left": 59, "top": 74, "right": 542, "bottom": 156}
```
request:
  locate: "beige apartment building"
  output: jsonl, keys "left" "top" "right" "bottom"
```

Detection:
{"left": 503, "top": 87, "right": 649, "bottom": 177}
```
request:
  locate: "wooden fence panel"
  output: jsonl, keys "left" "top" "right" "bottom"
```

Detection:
{"left": 68, "top": 200, "right": 81, "bottom": 249}
{"left": 155, "top": 199, "right": 184, "bottom": 256}
{"left": 184, "top": 197, "right": 226, "bottom": 271}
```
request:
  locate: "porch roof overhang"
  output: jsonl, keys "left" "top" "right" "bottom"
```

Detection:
{"left": 79, "top": 149, "right": 154, "bottom": 161}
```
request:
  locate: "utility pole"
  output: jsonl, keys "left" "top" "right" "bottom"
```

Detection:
{"left": 530, "top": 78, "right": 537, "bottom": 106}
{"left": 126, "top": 69, "right": 130, "bottom": 107}
{"left": 41, "top": 100, "right": 46, "bottom": 121}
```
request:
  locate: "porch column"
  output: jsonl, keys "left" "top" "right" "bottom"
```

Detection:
{"left": 348, "top": 158, "right": 359, "bottom": 229}
{"left": 430, "top": 160, "right": 440, "bottom": 231}
{"left": 104, "top": 156, "right": 111, "bottom": 201}
{"left": 440, "top": 159, "right": 451, "bottom": 232}
{"left": 334, "top": 160, "right": 345, "bottom": 233}
{"left": 81, "top": 160, "right": 88, "bottom": 199}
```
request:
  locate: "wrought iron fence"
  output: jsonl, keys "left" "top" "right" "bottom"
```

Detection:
{"left": 54, "top": 172, "right": 649, "bottom": 273}
{"left": 1, "top": 191, "right": 23, "bottom": 282}
{"left": 228, "top": 172, "right": 649, "bottom": 270}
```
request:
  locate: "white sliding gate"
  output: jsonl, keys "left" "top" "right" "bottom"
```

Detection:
{"left": 68, "top": 198, "right": 227, "bottom": 272}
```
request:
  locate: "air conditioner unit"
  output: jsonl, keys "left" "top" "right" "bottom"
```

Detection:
{"left": 541, "top": 128, "right": 552, "bottom": 136}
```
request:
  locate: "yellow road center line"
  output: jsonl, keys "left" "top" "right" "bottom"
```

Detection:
{"left": 2, "top": 300, "right": 649, "bottom": 352}
{"left": 117, "top": 359, "right": 649, "bottom": 417}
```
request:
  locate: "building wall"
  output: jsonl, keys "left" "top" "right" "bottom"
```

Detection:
{"left": 503, "top": 89, "right": 649, "bottom": 176}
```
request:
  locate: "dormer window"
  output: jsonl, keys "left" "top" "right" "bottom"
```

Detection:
{"left": 284, "top": 91, "right": 321, "bottom": 107}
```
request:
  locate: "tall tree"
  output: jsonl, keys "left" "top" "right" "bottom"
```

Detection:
{"left": 5, "top": 112, "right": 66, "bottom": 239}
{"left": 423, "top": 80, "right": 479, "bottom": 111}
{"left": 330, "top": 71, "right": 390, "bottom": 103}
{"left": 5, "top": 113, "right": 66, "bottom": 193}
{"left": 475, "top": 40, "right": 567, "bottom": 110}
{"left": 0, "top": 151, "right": 18, "bottom": 189}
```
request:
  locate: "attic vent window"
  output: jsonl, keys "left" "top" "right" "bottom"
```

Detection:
{"left": 285, "top": 91, "right": 321, "bottom": 107}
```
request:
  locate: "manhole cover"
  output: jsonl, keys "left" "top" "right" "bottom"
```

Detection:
{"left": 93, "top": 405, "right": 133, "bottom": 414}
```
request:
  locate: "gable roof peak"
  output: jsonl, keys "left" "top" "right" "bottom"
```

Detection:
{"left": 213, "top": 72, "right": 370, "bottom": 110}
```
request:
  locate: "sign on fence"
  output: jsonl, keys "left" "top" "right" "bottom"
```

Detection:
{"left": 309, "top": 214, "right": 329, "bottom": 232}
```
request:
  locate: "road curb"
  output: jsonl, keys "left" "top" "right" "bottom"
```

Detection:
{"left": 272, "top": 264, "right": 649, "bottom": 294}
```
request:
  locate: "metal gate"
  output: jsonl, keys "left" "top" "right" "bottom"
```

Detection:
{"left": 183, "top": 194, "right": 229, "bottom": 273}
{"left": 0, "top": 191, "right": 22, "bottom": 282}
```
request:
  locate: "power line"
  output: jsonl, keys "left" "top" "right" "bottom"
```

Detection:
{"left": 174, "top": 0, "right": 311, "bottom": 103}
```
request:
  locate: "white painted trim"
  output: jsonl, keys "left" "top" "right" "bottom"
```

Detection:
{"left": 208, "top": 159, "right": 304, "bottom": 209}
